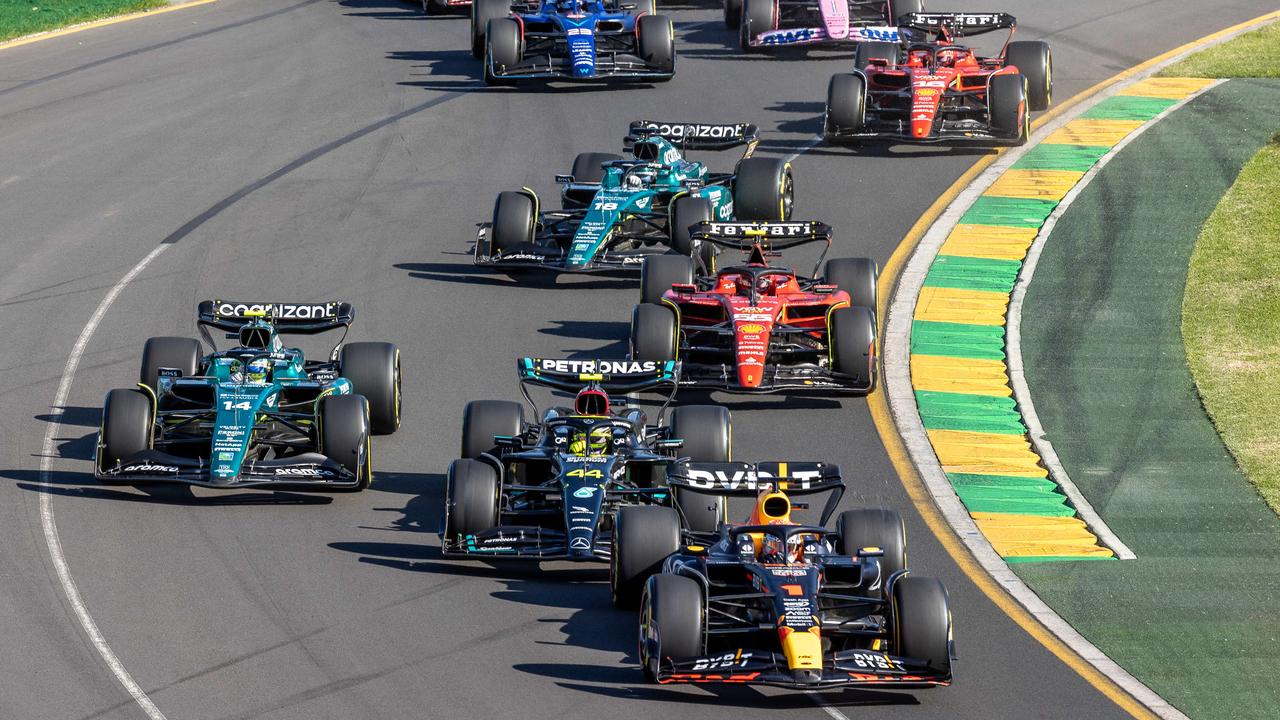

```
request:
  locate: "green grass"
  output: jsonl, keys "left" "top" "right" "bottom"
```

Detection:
{"left": 1160, "top": 21, "right": 1280, "bottom": 78}
{"left": 1183, "top": 136, "right": 1280, "bottom": 513}
{"left": 0, "top": 0, "right": 167, "bottom": 43}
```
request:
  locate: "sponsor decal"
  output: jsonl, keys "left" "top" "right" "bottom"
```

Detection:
{"left": 639, "top": 122, "right": 748, "bottom": 140}
{"left": 683, "top": 468, "right": 822, "bottom": 490}
{"left": 705, "top": 222, "right": 811, "bottom": 237}
{"left": 533, "top": 359, "right": 659, "bottom": 374}
{"left": 691, "top": 652, "right": 753, "bottom": 671}
{"left": 273, "top": 467, "right": 336, "bottom": 478}
{"left": 768, "top": 567, "right": 809, "bottom": 577}
{"left": 122, "top": 463, "right": 178, "bottom": 473}
{"left": 853, "top": 26, "right": 899, "bottom": 41}
{"left": 569, "top": 537, "right": 592, "bottom": 550}
{"left": 499, "top": 253, "right": 549, "bottom": 262}
{"left": 573, "top": 486, "right": 598, "bottom": 498}
{"left": 734, "top": 313, "right": 773, "bottom": 323}
{"left": 217, "top": 452, "right": 234, "bottom": 461}
{"left": 759, "top": 27, "right": 823, "bottom": 45}
{"left": 571, "top": 517, "right": 593, "bottom": 525}
{"left": 621, "top": 256, "right": 645, "bottom": 264}
{"left": 737, "top": 324, "right": 765, "bottom": 334}
{"left": 848, "top": 650, "right": 901, "bottom": 671}
{"left": 634, "top": 196, "right": 651, "bottom": 209}
{"left": 571, "top": 505, "right": 594, "bottom": 515}
{"left": 916, "top": 88, "right": 938, "bottom": 97}
{"left": 216, "top": 302, "right": 338, "bottom": 319}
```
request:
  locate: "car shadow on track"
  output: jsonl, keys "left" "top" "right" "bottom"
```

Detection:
{"left": 397, "top": 261, "right": 636, "bottom": 290}
{"left": 8, "top": 470, "right": 336, "bottom": 505}
{"left": 339, "top": 0, "right": 426, "bottom": 20}
{"left": 676, "top": 21, "right": 855, "bottom": 63}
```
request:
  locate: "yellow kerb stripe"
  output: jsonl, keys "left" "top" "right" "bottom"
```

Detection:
{"left": 914, "top": 286, "right": 1008, "bottom": 326}
{"left": 926, "top": 429, "right": 1048, "bottom": 476}
{"left": 984, "top": 169, "right": 1086, "bottom": 201}
{"left": 1043, "top": 119, "right": 1145, "bottom": 146}
{"left": 1119, "top": 76, "right": 1218, "bottom": 99}
{"left": 911, "top": 354, "right": 1012, "bottom": 396}
{"left": 972, "top": 513, "right": 1116, "bottom": 557}
{"left": 939, "top": 225, "right": 1039, "bottom": 261}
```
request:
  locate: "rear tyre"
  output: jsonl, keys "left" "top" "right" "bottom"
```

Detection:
{"left": 723, "top": 0, "right": 742, "bottom": 29}
{"left": 825, "top": 73, "right": 867, "bottom": 138}
{"left": 738, "top": 0, "right": 775, "bottom": 53}
{"left": 640, "top": 574, "right": 705, "bottom": 681}
{"left": 830, "top": 305, "right": 876, "bottom": 392}
{"left": 443, "top": 458, "right": 500, "bottom": 541}
{"left": 140, "top": 336, "right": 200, "bottom": 391}
{"left": 854, "top": 41, "right": 900, "bottom": 71}
{"left": 893, "top": 576, "right": 952, "bottom": 676}
{"left": 637, "top": 15, "right": 675, "bottom": 77}
{"left": 669, "top": 195, "right": 715, "bottom": 270}
{"left": 733, "top": 157, "right": 793, "bottom": 222}
{"left": 837, "top": 508, "right": 906, "bottom": 586}
{"left": 630, "top": 303, "right": 677, "bottom": 362}
{"left": 320, "top": 394, "right": 372, "bottom": 490}
{"left": 339, "top": 342, "right": 401, "bottom": 435}
{"left": 98, "top": 389, "right": 152, "bottom": 476}
{"left": 612, "top": 505, "right": 681, "bottom": 608}
{"left": 461, "top": 400, "right": 524, "bottom": 459}
{"left": 641, "top": 254, "right": 694, "bottom": 306}
{"left": 668, "top": 404, "right": 730, "bottom": 533}
{"left": 630, "top": 0, "right": 656, "bottom": 16}
{"left": 570, "top": 152, "right": 623, "bottom": 184}
{"left": 989, "top": 73, "right": 1029, "bottom": 145}
{"left": 824, "top": 257, "right": 878, "bottom": 313}
{"left": 1005, "top": 40, "right": 1052, "bottom": 111}
{"left": 485, "top": 18, "right": 522, "bottom": 86}
{"left": 471, "top": 0, "right": 509, "bottom": 58}
{"left": 490, "top": 191, "right": 535, "bottom": 255}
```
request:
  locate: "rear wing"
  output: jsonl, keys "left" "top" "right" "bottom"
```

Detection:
{"left": 627, "top": 121, "right": 760, "bottom": 154}
{"left": 197, "top": 300, "right": 355, "bottom": 334}
{"left": 517, "top": 357, "right": 679, "bottom": 393}
{"left": 899, "top": 12, "right": 1015, "bottom": 37}
{"left": 690, "top": 221, "right": 833, "bottom": 277}
{"left": 667, "top": 460, "right": 845, "bottom": 523}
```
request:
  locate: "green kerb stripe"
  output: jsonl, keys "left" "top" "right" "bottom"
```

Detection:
{"left": 1081, "top": 95, "right": 1178, "bottom": 121}
{"left": 911, "top": 320, "right": 1005, "bottom": 360}
{"left": 917, "top": 391, "right": 1026, "bottom": 435}
{"left": 1005, "top": 555, "right": 1116, "bottom": 563}
{"left": 949, "top": 472, "right": 1059, "bottom": 492}
{"left": 922, "top": 254, "right": 1022, "bottom": 293}
{"left": 959, "top": 196, "right": 1057, "bottom": 228}
{"left": 1012, "top": 143, "right": 1110, "bottom": 172}
{"left": 957, "top": 491, "right": 1076, "bottom": 516}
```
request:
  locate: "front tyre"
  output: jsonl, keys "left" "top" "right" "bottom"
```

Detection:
{"left": 443, "top": 458, "right": 500, "bottom": 543}
{"left": 640, "top": 574, "right": 705, "bottom": 681}
{"left": 320, "top": 394, "right": 372, "bottom": 490}
{"left": 630, "top": 303, "right": 677, "bottom": 362}
{"left": 989, "top": 73, "right": 1029, "bottom": 146}
{"left": 739, "top": 0, "right": 775, "bottom": 53}
{"left": 339, "top": 342, "right": 401, "bottom": 435}
{"left": 484, "top": 18, "right": 522, "bottom": 86}
{"left": 733, "top": 157, "right": 793, "bottom": 222}
{"left": 637, "top": 14, "right": 675, "bottom": 77}
{"left": 489, "top": 191, "right": 535, "bottom": 255}
{"left": 98, "top": 389, "right": 152, "bottom": 477}
{"left": 825, "top": 73, "right": 867, "bottom": 139}
{"left": 893, "top": 576, "right": 952, "bottom": 677}
{"left": 830, "top": 305, "right": 876, "bottom": 392}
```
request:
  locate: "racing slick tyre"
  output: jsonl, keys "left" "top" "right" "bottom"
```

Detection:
{"left": 836, "top": 508, "right": 906, "bottom": 587}
{"left": 723, "top": 0, "right": 742, "bottom": 29}
{"left": 489, "top": 191, "right": 535, "bottom": 256}
{"left": 830, "top": 305, "right": 876, "bottom": 392}
{"left": 732, "top": 157, "right": 793, "bottom": 223}
{"left": 461, "top": 399, "right": 524, "bottom": 459}
{"left": 989, "top": 73, "right": 1030, "bottom": 146}
{"left": 570, "top": 152, "right": 624, "bottom": 185}
{"left": 738, "top": 0, "right": 775, "bottom": 53}
{"left": 825, "top": 73, "right": 867, "bottom": 139}
{"left": 854, "top": 41, "right": 900, "bottom": 71}
{"left": 443, "top": 458, "right": 500, "bottom": 542}
{"left": 484, "top": 18, "right": 523, "bottom": 86}
{"left": 669, "top": 195, "right": 716, "bottom": 271}
{"left": 339, "top": 342, "right": 401, "bottom": 435}
{"left": 1005, "top": 40, "right": 1052, "bottom": 112}
{"left": 630, "top": 303, "right": 678, "bottom": 362}
{"left": 892, "top": 576, "right": 952, "bottom": 676}
{"left": 640, "top": 574, "right": 705, "bottom": 681}
{"left": 98, "top": 388, "right": 152, "bottom": 477}
{"left": 824, "top": 257, "right": 878, "bottom": 314}
{"left": 637, "top": 15, "right": 675, "bottom": 78}
{"left": 668, "top": 405, "right": 730, "bottom": 533}
{"left": 140, "top": 336, "right": 200, "bottom": 391}
{"left": 641, "top": 254, "right": 694, "bottom": 306}
{"left": 320, "top": 394, "right": 372, "bottom": 490}
{"left": 611, "top": 505, "right": 681, "bottom": 608}
{"left": 471, "top": 0, "right": 509, "bottom": 58}
{"left": 887, "top": 0, "right": 923, "bottom": 22}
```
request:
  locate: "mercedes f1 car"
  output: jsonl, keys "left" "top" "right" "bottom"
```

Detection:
{"left": 629, "top": 221, "right": 877, "bottom": 394}
{"left": 95, "top": 301, "right": 402, "bottom": 490}
{"left": 473, "top": 121, "right": 795, "bottom": 275}
{"left": 733, "top": 0, "right": 921, "bottom": 53}
{"left": 440, "top": 357, "right": 733, "bottom": 561}
{"left": 611, "top": 460, "right": 954, "bottom": 689}
{"left": 470, "top": 0, "right": 674, "bottom": 85}
{"left": 823, "top": 12, "right": 1053, "bottom": 146}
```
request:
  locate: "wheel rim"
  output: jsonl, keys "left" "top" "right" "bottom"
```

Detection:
{"left": 779, "top": 170, "right": 794, "bottom": 220}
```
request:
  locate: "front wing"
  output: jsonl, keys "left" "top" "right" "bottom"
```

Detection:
{"left": 96, "top": 450, "right": 362, "bottom": 489}
{"left": 657, "top": 648, "right": 950, "bottom": 688}
{"left": 488, "top": 53, "right": 673, "bottom": 82}
{"left": 676, "top": 360, "right": 875, "bottom": 395}
{"left": 439, "top": 525, "right": 610, "bottom": 561}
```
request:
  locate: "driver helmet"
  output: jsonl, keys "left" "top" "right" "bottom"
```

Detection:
{"left": 936, "top": 48, "right": 965, "bottom": 67}
{"left": 239, "top": 320, "right": 273, "bottom": 350}
{"left": 760, "top": 533, "right": 805, "bottom": 564}
{"left": 568, "top": 425, "right": 612, "bottom": 456}
{"left": 245, "top": 357, "right": 271, "bottom": 384}
{"left": 575, "top": 385, "right": 610, "bottom": 416}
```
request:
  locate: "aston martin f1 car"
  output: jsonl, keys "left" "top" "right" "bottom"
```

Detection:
{"left": 440, "top": 357, "right": 733, "bottom": 561}
{"left": 470, "top": 0, "right": 674, "bottom": 85}
{"left": 472, "top": 121, "right": 795, "bottom": 275}
{"left": 611, "top": 460, "right": 954, "bottom": 689}
{"left": 95, "top": 301, "right": 402, "bottom": 490}
{"left": 630, "top": 221, "right": 877, "bottom": 394}
{"left": 733, "top": 0, "right": 921, "bottom": 52}
{"left": 824, "top": 12, "right": 1053, "bottom": 146}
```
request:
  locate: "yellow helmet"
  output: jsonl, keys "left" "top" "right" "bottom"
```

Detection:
{"left": 569, "top": 426, "right": 611, "bottom": 456}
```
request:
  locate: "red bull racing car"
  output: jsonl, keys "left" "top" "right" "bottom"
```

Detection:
{"left": 823, "top": 12, "right": 1052, "bottom": 146}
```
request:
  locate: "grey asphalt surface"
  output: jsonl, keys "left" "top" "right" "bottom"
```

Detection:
{"left": 0, "top": 1, "right": 1274, "bottom": 718}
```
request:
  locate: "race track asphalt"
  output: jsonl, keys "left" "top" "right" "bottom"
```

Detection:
{"left": 0, "top": 1, "right": 1274, "bottom": 718}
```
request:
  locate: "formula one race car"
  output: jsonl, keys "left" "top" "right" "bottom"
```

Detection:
{"left": 733, "top": 0, "right": 921, "bottom": 53}
{"left": 612, "top": 460, "right": 954, "bottom": 689}
{"left": 630, "top": 221, "right": 877, "bottom": 394}
{"left": 439, "top": 357, "right": 734, "bottom": 561}
{"left": 470, "top": 0, "right": 675, "bottom": 85}
{"left": 95, "top": 301, "right": 402, "bottom": 490}
{"left": 824, "top": 12, "right": 1053, "bottom": 146}
{"left": 473, "top": 121, "right": 794, "bottom": 275}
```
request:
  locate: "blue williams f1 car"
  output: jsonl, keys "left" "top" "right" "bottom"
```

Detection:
{"left": 473, "top": 121, "right": 795, "bottom": 275}
{"left": 471, "top": 0, "right": 674, "bottom": 85}
{"left": 95, "top": 301, "right": 401, "bottom": 491}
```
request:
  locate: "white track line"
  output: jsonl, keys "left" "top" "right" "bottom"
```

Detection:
{"left": 39, "top": 244, "right": 171, "bottom": 720}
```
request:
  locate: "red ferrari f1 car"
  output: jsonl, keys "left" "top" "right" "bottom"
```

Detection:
{"left": 823, "top": 12, "right": 1052, "bottom": 146}
{"left": 629, "top": 221, "right": 877, "bottom": 394}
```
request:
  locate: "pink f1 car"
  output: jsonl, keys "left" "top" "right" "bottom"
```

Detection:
{"left": 730, "top": 0, "right": 922, "bottom": 53}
